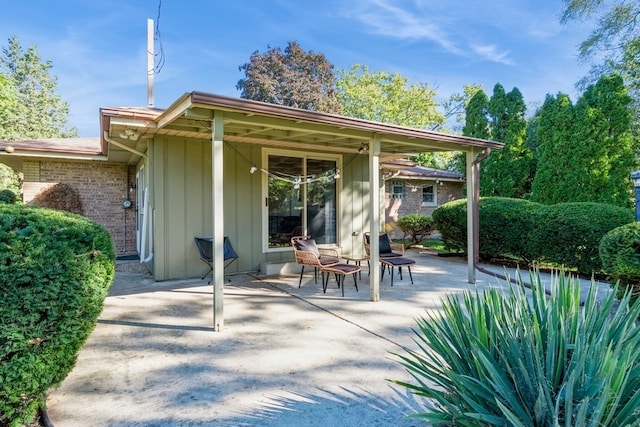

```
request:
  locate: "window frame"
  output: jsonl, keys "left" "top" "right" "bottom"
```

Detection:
{"left": 390, "top": 180, "right": 406, "bottom": 199}
{"left": 261, "top": 148, "right": 341, "bottom": 253}
{"left": 421, "top": 183, "right": 437, "bottom": 206}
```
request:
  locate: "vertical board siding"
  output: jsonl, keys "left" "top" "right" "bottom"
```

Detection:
{"left": 153, "top": 136, "right": 374, "bottom": 280}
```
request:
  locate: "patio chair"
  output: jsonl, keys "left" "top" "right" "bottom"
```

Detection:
{"left": 291, "top": 235, "right": 340, "bottom": 288}
{"left": 363, "top": 232, "right": 404, "bottom": 258}
{"left": 194, "top": 236, "right": 239, "bottom": 284}
{"left": 363, "top": 232, "right": 414, "bottom": 283}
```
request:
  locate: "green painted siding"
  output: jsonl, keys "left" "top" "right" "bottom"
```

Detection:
{"left": 150, "top": 136, "right": 372, "bottom": 281}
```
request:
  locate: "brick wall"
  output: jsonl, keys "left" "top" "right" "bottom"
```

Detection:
{"left": 22, "top": 160, "right": 137, "bottom": 255}
{"left": 384, "top": 180, "right": 463, "bottom": 239}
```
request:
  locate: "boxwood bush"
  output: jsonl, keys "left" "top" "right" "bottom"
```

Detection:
{"left": 393, "top": 272, "right": 640, "bottom": 426}
{"left": 0, "top": 205, "right": 115, "bottom": 426}
{"left": 599, "top": 222, "right": 640, "bottom": 302}
{"left": 432, "top": 197, "right": 633, "bottom": 274}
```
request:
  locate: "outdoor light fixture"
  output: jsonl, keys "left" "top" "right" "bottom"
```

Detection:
{"left": 0, "top": 145, "right": 15, "bottom": 153}
{"left": 357, "top": 144, "right": 368, "bottom": 154}
{"left": 250, "top": 165, "right": 257, "bottom": 174}
{"left": 119, "top": 129, "right": 140, "bottom": 141}
{"left": 631, "top": 171, "right": 640, "bottom": 221}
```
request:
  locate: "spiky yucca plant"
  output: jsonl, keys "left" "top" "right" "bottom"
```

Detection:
{"left": 393, "top": 272, "right": 640, "bottom": 426}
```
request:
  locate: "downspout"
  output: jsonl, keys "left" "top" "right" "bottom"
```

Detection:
{"left": 471, "top": 148, "right": 490, "bottom": 269}
{"left": 468, "top": 148, "right": 552, "bottom": 295}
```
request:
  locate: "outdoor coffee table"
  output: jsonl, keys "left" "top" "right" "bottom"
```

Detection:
{"left": 321, "top": 263, "right": 361, "bottom": 297}
{"left": 380, "top": 257, "right": 415, "bottom": 286}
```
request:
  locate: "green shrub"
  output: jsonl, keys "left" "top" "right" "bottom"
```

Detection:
{"left": 397, "top": 213, "right": 435, "bottom": 245}
{"left": 530, "top": 202, "right": 633, "bottom": 275}
{"left": 431, "top": 198, "right": 467, "bottom": 252}
{"left": 0, "top": 189, "right": 17, "bottom": 204}
{"left": 0, "top": 205, "right": 115, "bottom": 426}
{"left": 477, "top": 197, "right": 540, "bottom": 262}
{"left": 432, "top": 198, "right": 633, "bottom": 274}
{"left": 599, "top": 222, "right": 640, "bottom": 301}
{"left": 393, "top": 272, "right": 640, "bottom": 426}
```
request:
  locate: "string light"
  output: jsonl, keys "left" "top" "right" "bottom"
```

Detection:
{"left": 225, "top": 141, "right": 342, "bottom": 188}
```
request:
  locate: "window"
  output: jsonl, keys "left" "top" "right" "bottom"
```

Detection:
{"left": 422, "top": 185, "right": 436, "bottom": 206}
{"left": 264, "top": 150, "right": 339, "bottom": 250}
{"left": 390, "top": 181, "right": 405, "bottom": 199}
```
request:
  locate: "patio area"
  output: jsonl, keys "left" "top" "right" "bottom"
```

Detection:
{"left": 45, "top": 251, "right": 610, "bottom": 426}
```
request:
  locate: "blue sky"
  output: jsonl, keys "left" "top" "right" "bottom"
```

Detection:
{"left": 0, "top": 0, "right": 592, "bottom": 137}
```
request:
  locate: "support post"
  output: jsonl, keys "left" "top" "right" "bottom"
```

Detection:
{"left": 466, "top": 149, "right": 477, "bottom": 284}
{"left": 369, "top": 135, "right": 381, "bottom": 301}
{"left": 212, "top": 112, "right": 224, "bottom": 331}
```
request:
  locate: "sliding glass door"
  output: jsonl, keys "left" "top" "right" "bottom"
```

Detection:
{"left": 264, "top": 150, "right": 339, "bottom": 250}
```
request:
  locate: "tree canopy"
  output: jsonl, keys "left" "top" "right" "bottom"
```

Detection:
{"left": 0, "top": 36, "right": 76, "bottom": 139}
{"left": 560, "top": 0, "right": 640, "bottom": 120}
{"left": 335, "top": 64, "right": 444, "bottom": 129}
{"left": 531, "top": 74, "right": 636, "bottom": 208}
{"left": 237, "top": 40, "right": 341, "bottom": 113}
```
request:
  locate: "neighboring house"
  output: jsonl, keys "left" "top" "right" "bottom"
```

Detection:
{"left": 1, "top": 92, "right": 502, "bottom": 328}
{"left": 383, "top": 163, "right": 465, "bottom": 239}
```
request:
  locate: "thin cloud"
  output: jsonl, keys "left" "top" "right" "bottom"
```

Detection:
{"left": 471, "top": 44, "right": 515, "bottom": 66}
{"left": 346, "top": 0, "right": 465, "bottom": 55}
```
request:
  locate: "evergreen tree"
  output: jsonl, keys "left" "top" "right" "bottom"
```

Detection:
{"left": 237, "top": 41, "right": 341, "bottom": 113}
{"left": 570, "top": 74, "right": 636, "bottom": 207}
{"left": 531, "top": 75, "right": 636, "bottom": 208}
{"left": 530, "top": 93, "right": 575, "bottom": 204}
{"left": 0, "top": 36, "right": 76, "bottom": 139}
{"left": 462, "top": 90, "right": 490, "bottom": 139}
{"left": 480, "top": 84, "right": 533, "bottom": 198}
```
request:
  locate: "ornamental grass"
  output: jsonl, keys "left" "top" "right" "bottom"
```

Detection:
{"left": 393, "top": 272, "right": 640, "bottom": 426}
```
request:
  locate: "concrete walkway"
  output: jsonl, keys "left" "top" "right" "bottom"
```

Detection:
{"left": 46, "top": 251, "right": 612, "bottom": 426}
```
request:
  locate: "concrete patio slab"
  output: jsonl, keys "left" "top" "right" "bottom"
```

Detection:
{"left": 45, "top": 251, "right": 612, "bottom": 426}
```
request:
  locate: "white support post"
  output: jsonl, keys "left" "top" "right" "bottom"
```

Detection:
{"left": 369, "top": 135, "right": 381, "bottom": 301}
{"left": 466, "top": 149, "right": 477, "bottom": 284}
{"left": 212, "top": 112, "right": 225, "bottom": 331}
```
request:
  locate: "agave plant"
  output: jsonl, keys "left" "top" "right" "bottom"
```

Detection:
{"left": 393, "top": 271, "right": 640, "bottom": 426}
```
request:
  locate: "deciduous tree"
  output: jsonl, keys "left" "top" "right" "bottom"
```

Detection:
{"left": 0, "top": 36, "right": 76, "bottom": 139}
{"left": 336, "top": 64, "right": 444, "bottom": 129}
{"left": 560, "top": 0, "right": 640, "bottom": 124}
{"left": 237, "top": 41, "right": 341, "bottom": 113}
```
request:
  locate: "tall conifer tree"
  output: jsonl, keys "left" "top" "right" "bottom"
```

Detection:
{"left": 480, "top": 84, "right": 533, "bottom": 198}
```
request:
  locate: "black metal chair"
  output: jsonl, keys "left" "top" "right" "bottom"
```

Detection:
{"left": 194, "top": 236, "right": 239, "bottom": 284}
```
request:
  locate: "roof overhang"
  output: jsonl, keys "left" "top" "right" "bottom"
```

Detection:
{"left": 101, "top": 91, "right": 503, "bottom": 162}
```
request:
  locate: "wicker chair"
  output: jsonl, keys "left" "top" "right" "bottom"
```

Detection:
{"left": 291, "top": 236, "right": 340, "bottom": 288}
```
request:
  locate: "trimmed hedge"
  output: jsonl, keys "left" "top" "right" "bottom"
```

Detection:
{"left": 531, "top": 202, "right": 633, "bottom": 274}
{"left": 0, "top": 205, "right": 115, "bottom": 426}
{"left": 432, "top": 197, "right": 633, "bottom": 274}
{"left": 599, "top": 222, "right": 640, "bottom": 301}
